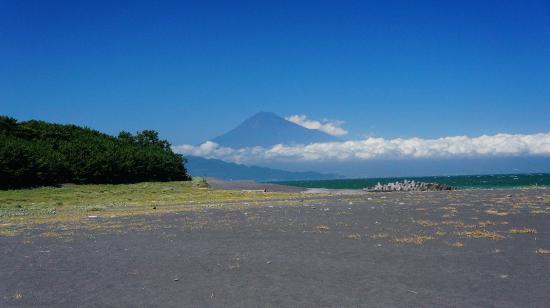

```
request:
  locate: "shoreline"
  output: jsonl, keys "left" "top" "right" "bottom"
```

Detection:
{"left": 269, "top": 172, "right": 550, "bottom": 191}
{"left": 210, "top": 178, "right": 550, "bottom": 194}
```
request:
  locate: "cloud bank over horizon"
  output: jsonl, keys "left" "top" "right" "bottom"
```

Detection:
{"left": 285, "top": 115, "right": 348, "bottom": 136}
{"left": 174, "top": 132, "right": 550, "bottom": 164}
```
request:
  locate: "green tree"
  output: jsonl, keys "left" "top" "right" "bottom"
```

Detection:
{"left": 0, "top": 116, "right": 190, "bottom": 189}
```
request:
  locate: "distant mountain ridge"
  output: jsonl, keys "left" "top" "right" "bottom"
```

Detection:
{"left": 186, "top": 156, "right": 342, "bottom": 181}
{"left": 212, "top": 111, "right": 337, "bottom": 148}
{"left": 184, "top": 112, "right": 342, "bottom": 181}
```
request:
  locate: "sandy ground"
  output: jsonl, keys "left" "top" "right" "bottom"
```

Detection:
{"left": 1, "top": 189, "right": 550, "bottom": 307}
{"left": 206, "top": 178, "right": 307, "bottom": 193}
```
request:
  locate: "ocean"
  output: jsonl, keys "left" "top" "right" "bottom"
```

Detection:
{"left": 273, "top": 173, "right": 550, "bottom": 190}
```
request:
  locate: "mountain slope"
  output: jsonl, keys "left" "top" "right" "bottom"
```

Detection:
{"left": 185, "top": 156, "right": 341, "bottom": 181}
{"left": 212, "top": 111, "right": 338, "bottom": 148}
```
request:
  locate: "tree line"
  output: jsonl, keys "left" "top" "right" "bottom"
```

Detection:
{"left": 0, "top": 116, "right": 190, "bottom": 189}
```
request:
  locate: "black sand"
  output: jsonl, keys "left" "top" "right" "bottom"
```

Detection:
{"left": 2, "top": 189, "right": 549, "bottom": 307}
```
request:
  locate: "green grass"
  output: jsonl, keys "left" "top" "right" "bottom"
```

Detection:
{"left": 0, "top": 179, "right": 312, "bottom": 230}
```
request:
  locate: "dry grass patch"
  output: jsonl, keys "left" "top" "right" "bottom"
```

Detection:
{"left": 442, "top": 220, "right": 476, "bottom": 228}
{"left": 394, "top": 235, "right": 435, "bottom": 245}
{"left": 316, "top": 225, "right": 330, "bottom": 232}
{"left": 478, "top": 220, "right": 496, "bottom": 227}
{"left": 416, "top": 219, "right": 438, "bottom": 227}
{"left": 441, "top": 220, "right": 461, "bottom": 225}
{"left": 485, "top": 209, "right": 510, "bottom": 216}
{"left": 370, "top": 233, "right": 389, "bottom": 239}
{"left": 530, "top": 208, "right": 550, "bottom": 215}
{"left": 0, "top": 229, "right": 17, "bottom": 237}
{"left": 458, "top": 229, "right": 505, "bottom": 240}
{"left": 40, "top": 231, "right": 63, "bottom": 238}
{"left": 346, "top": 233, "right": 361, "bottom": 240}
{"left": 508, "top": 228, "right": 537, "bottom": 235}
{"left": 441, "top": 206, "right": 458, "bottom": 213}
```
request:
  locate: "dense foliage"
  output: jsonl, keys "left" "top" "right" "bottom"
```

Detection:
{"left": 0, "top": 116, "right": 190, "bottom": 189}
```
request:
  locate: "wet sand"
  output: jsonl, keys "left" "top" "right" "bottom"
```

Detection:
{"left": 1, "top": 189, "right": 549, "bottom": 307}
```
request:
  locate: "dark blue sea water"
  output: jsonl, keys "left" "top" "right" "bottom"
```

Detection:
{"left": 274, "top": 173, "right": 550, "bottom": 190}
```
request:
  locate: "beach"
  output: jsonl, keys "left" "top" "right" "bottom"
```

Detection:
{"left": 1, "top": 187, "right": 549, "bottom": 307}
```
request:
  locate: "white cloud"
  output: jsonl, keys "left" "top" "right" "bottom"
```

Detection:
{"left": 285, "top": 115, "right": 348, "bottom": 136}
{"left": 174, "top": 133, "right": 550, "bottom": 164}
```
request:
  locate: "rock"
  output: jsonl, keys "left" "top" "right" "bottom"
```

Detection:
{"left": 364, "top": 180, "right": 454, "bottom": 192}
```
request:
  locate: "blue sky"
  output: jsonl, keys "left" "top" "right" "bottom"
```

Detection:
{"left": 2, "top": 0, "right": 549, "bottom": 145}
